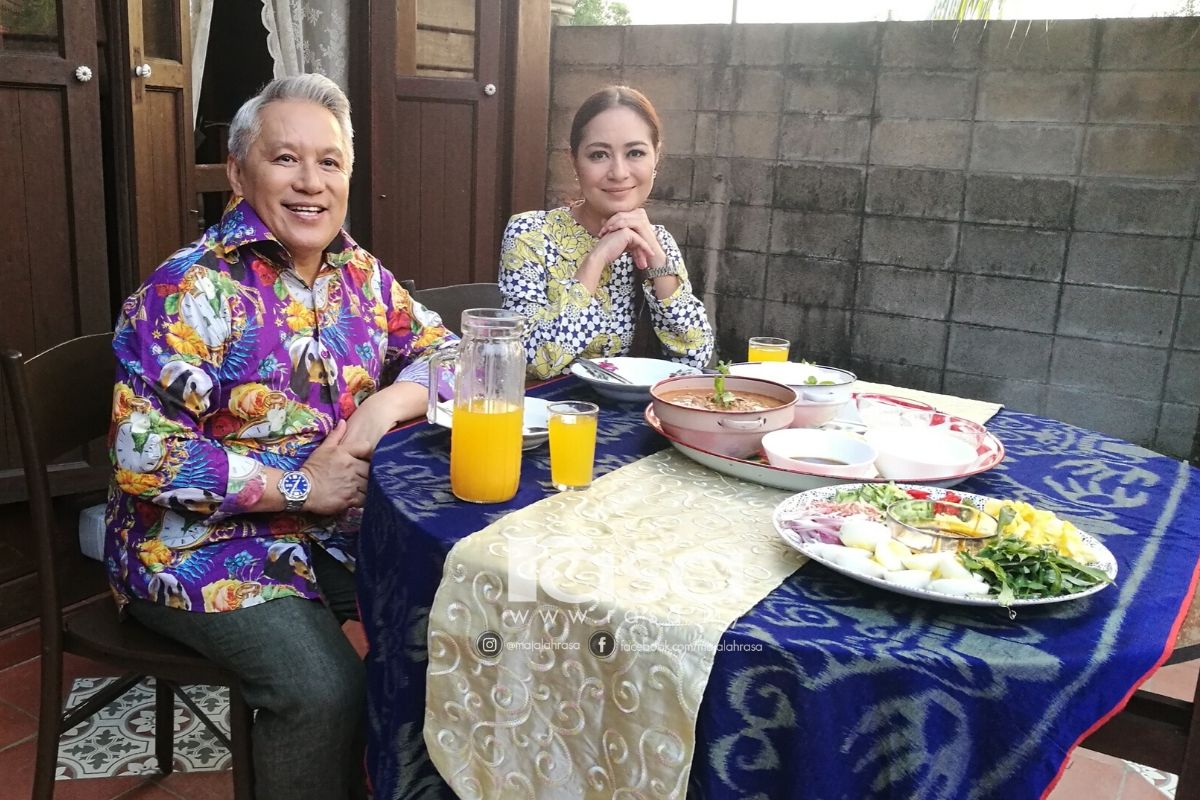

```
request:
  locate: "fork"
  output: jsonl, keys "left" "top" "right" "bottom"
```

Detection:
{"left": 576, "top": 357, "right": 634, "bottom": 384}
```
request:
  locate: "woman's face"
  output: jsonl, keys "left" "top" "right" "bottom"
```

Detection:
{"left": 227, "top": 100, "right": 350, "bottom": 274}
{"left": 573, "top": 106, "right": 658, "bottom": 222}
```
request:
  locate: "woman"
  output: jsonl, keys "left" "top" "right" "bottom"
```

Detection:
{"left": 499, "top": 85, "right": 714, "bottom": 379}
{"left": 106, "top": 74, "right": 453, "bottom": 799}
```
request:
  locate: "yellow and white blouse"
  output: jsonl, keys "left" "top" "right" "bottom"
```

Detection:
{"left": 499, "top": 208, "right": 714, "bottom": 379}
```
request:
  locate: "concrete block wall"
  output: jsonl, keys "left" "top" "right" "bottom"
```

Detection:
{"left": 545, "top": 19, "right": 1200, "bottom": 459}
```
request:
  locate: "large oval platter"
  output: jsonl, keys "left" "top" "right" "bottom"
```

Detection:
{"left": 643, "top": 404, "right": 1004, "bottom": 491}
{"left": 773, "top": 484, "right": 1118, "bottom": 608}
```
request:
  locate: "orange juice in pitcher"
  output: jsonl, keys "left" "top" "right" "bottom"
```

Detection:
{"left": 450, "top": 400, "right": 523, "bottom": 503}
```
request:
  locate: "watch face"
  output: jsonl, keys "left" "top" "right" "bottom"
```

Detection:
{"left": 280, "top": 471, "right": 310, "bottom": 501}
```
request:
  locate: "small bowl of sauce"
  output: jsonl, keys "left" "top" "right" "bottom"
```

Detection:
{"left": 761, "top": 428, "right": 878, "bottom": 477}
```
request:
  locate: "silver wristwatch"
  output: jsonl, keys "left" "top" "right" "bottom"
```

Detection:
{"left": 278, "top": 470, "right": 312, "bottom": 513}
{"left": 643, "top": 263, "right": 680, "bottom": 281}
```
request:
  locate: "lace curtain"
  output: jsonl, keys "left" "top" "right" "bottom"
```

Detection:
{"left": 259, "top": 0, "right": 351, "bottom": 91}
{"left": 189, "top": 0, "right": 214, "bottom": 126}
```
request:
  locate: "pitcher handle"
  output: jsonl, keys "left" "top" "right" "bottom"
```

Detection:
{"left": 427, "top": 350, "right": 447, "bottom": 425}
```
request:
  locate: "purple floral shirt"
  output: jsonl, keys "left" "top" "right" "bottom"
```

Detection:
{"left": 105, "top": 198, "right": 455, "bottom": 613}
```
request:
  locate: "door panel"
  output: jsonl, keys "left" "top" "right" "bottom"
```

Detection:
{"left": 370, "top": 0, "right": 503, "bottom": 288}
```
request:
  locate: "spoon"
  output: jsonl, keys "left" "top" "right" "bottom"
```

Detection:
{"left": 576, "top": 357, "right": 634, "bottom": 384}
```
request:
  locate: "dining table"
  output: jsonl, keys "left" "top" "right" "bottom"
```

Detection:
{"left": 356, "top": 375, "right": 1200, "bottom": 799}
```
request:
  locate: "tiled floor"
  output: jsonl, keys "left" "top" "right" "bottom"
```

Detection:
{"left": 0, "top": 616, "right": 1191, "bottom": 800}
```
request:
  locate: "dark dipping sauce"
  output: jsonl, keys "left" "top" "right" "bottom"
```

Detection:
{"left": 661, "top": 388, "right": 781, "bottom": 412}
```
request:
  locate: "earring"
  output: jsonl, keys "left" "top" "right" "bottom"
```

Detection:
{"left": 652, "top": 169, "right": 658, "bottom": 179}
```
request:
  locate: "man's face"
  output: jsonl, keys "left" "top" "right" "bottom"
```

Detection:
{"left": 227, "top": 100, "right": 350, "bottom": 274}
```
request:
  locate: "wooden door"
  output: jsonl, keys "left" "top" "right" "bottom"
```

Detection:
{"left": 0, "top": 0, "right": 112, "bottom": 629}
{"left": 368, "top": 0, "right": 505, "bottom": 288}
{"left": 123, "top": 0, "right": 195, "bottom": 286}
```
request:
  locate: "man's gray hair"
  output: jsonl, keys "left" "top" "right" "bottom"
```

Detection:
{"left": 227, "top": 73, "right": 354, "bottom": 172}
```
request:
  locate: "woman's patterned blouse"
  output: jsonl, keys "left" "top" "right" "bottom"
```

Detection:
{"left": 105, "top": 197, "right": 455, "bottom": 614}
{"left": 498, "top": 208, "right": 714, "bottom": 379}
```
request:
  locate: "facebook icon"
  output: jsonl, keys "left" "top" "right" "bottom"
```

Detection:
{"left": 588, "top": 630, "right": 615, "bottom": 659}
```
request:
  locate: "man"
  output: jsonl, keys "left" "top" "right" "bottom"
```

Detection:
{"left": 106, "top": 74, "right": 452, "bottom": 799}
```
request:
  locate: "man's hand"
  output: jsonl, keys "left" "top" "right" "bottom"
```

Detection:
{"left": 300, "top": 420, "right": 369, "bottom": 514}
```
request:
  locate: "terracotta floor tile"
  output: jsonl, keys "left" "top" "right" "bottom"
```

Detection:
{"left": 51, "top": 776, "right": 151, "bottom": 800}
{"left": 0, "top": 738, "right": 36, "bottom": 799}
{"left": 0, "top": 698, "right": 36, "bottom": 751}
{"left": 0, "top": 626, "right": 40, "bottom": 671}
{"left": 1142, "top": 658, "right": 1199, "bottom": 703}
{"left": 0, "top": 659, "right": 41, "bottom": 720}
{"left": 159, "top": 769, "right": 235, "bottom": 800}
{"left": 109, "top": 779, "right": 187, "bottom": 800}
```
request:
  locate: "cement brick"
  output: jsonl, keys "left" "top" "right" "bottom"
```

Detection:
{"left": 766, "top": 255, "right": 857, "bottom": 308}
{"left": 788, "top": 23, "right": 880, "bottom": 67}
{"left": 1099, "top": 19, "right": 1200, "bottom": 70}
{"left": 620, "top": 68, "right": 702, "bottom": 111}
{"left": 982, "top": 20, "right": 1096, "bottom": 71}
{"left": 865, "top": 167, "right": 963, "bottom": 220}
{"left": 964, "top": 174, "right": 1074, "bottom": 229}
{"left": 856, "top": 264, "right": 954, "bottom": 319}
{"left": 716, "top": 113, "right": 780, "bottom": 160}
{"left": 1074, "top": 181, "right": 1198, "bottom": 238}
{"left": 969, "top": 123, "right": 1082, "bottom": 175}
{"left": 553, "top": 26, "right": 624, "bottom": 66}
{"left": 732, "top": 24, "right": 789, "bottom": 65}
{"left": 851, "top": 312, "right": 948, "bottom": 369}
{"left": 876, "top": 71, "right": 975, "bottom": 120}
{"left": 552, "top": 68, "right": 623, "bottom": 110}
{"left": 656, "top": 110, "right": 698, "bottom": 155}
{"left": 1058, "top": 286, "right": 1177, "bottom": 348}
{"left": 774, "top": 164, "right": 865, "bottom": 213}
{"left": 763, "top": 303, "right": 853, "bottom": 364}
{"left": 1083, "top": 127, "right": 1200, "bottom": 181}
{"left": 958, "top": 224, "right": 1067, "bottom": 281}
{"left": 713, "top": 295, "right": 765, "bottom": 363}
{"left": 1044, "top": 386, "right": 1160, "bottom": 447}
{"left": 861, "top": 217, "right": 958, "bottom": 270}
{"left": 714, "top": 250, "right": 767, "bottom": 299}
{"left": 625, "top": 25, "right": 702, "bottom": 66}
{"left": 1050, "top": 337, "right": 1169, "bottom": 399}
{"left": 545, "top": 149, "right": 576, "bottom": 206}
{"left": 548, "top": 109, "right": 571, "bottom": 150}
{"left": 1186, "top": 247, "right": 1200, "bottom": 296}
{"left": 942, "top": 371, "right": 1046, "bottom": 414}
{"left": 784, "top": 68, "right": 875, "bottom": 117}
{"left": 951, "top": 274, "right": 1060, "bottom": 333}
{"left": 724, "top": 205, "right": 772, "bottom": 252}
{"left": 694, "top": 112, "right": 718, "bottom": 156}
{"left": 681, "top": 247, "right": 706, "bottom": 296}
{"left": 696, "top": 25, "right": 732, "bottom": 64}
{"left": 723, "top": 158, "right": 776, "bottom": 206}
{"left": 847, "top": 358, "right": 945, "bottom": 394}
{"left": 700, "top": 68, "right": 785, "bottom": 113}
{"left": 1091, "top": 72, "right": 1200, "bottom": 126}
{"left": 946, "top": 325, "right": 1053, "bottom": 381}
{"left": 1065, "top": 233, "right": 1189, "bottom": 293}
{"left": 769, "top": 210, "right": 861, "bottom": 260}
{"left": 1178, "top": 297, "right": 1200, "bottom": 351}
{"left": 651, "top": 202, "right": 693, "bottom": 248}
{"left": 976, "top": 71, "right": 1090, "bottom": 123}
{"left": 1155, "top": 403, "right": 1199, "bottom": 460}
{"left": 870, "top": 119, "right": 971, "bottom": 170}
{"left": 779, "top": 115, "right": 870, "bottom": 164}
{"left": 880, "top": 21, "right": 984, "bottom": 69}
{"left": 649, "top": 156, "right": 694, "bottom": 202}
{"left": 1165, "top": 349, "right": 1200, "bottom": 405}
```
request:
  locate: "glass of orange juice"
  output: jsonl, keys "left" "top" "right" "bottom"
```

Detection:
{"left": 547, "top": 401, "right": 599, "bottom": 492}
{"left": 748, "top": 337, "right": 790, "bottom": 362}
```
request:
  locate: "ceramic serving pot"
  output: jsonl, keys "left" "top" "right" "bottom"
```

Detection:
{"left": 649, "top": 375, "right": 797, "bottom": 459}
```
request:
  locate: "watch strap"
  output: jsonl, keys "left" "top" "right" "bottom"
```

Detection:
{"left": 643, "top": 263, "right": 680, "bottom": 281}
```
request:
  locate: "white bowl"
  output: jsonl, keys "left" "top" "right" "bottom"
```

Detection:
{"left": 866, "top": 428, "right": 980, "bottom": 480}
{"left": 761, "top": 429, "right": 878, "bottom": 478}
{"left": 569, "top": 356, "right": 702, "bottom": 402}
{"left": 728, "top": 362, "right": 857, "bottom": 427}
{"left": 430, "top": 396, "right": 551, "bottom": 451}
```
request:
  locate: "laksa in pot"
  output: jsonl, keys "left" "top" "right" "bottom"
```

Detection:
{"left": 650, "top": 368, "right": 797, "bottom": 459}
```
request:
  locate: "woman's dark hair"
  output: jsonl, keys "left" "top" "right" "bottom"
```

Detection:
{"left": 568, "top": 86, "right": 662, "bottom": 157}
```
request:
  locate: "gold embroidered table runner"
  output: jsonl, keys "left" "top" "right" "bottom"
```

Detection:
{"left": 423, "top": 449, "right": 804, "bottom": 799}
{"left": 855, "top": 380, "right": 1003, "bottom": 426}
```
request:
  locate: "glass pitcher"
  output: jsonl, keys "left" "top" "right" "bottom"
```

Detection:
{"left": 429, "top": 308, "right": 526, "bottom": 503}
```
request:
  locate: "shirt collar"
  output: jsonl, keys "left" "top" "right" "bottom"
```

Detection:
{"left": 215, "top": 196, "right": 358, "bottom": 270}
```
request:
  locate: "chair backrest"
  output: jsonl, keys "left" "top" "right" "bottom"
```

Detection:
{"left": 411, "top": 282, "right": 504, "bottom": 335}
{"left": 1, "top": 333, "right": 115, "bottom": 636}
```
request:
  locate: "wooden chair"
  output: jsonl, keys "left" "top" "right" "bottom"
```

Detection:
{"left": 1, "top": 334, "right": 253, "bottom": 800}
{"left": 412, "top": 282, "right": 504, "bottom": 335}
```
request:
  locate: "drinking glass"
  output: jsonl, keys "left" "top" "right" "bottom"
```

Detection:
{"left": 747, "top": 337, "right": 790, "bottom": 362}
{"left": 548, "top": 401, "right": 599, "bottom": 491}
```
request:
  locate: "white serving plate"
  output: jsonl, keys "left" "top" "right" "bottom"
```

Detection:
{"left": 644, "top": 404, "right": 1005, "bottom": 491}
{"left": 773, "top": 484, "right": 1118, "bottom": 607}
{"left": 431, "top": 397, "right": 550, "bottom": 450}
{"left": 569, "top": 356, "right": 701, "bottom": 402}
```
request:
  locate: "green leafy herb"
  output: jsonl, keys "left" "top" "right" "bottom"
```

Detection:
{"left": 833, "top": 482, "right": 912, "bottom": 512}
{"left": 803, "top": 376, "right": 836, "bottom": 385}
{"left": 959, "top": 537, "right": 1111, "bottom": 607}
{"left": 711, "top": 361, "right": 736, "bottom": 409}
